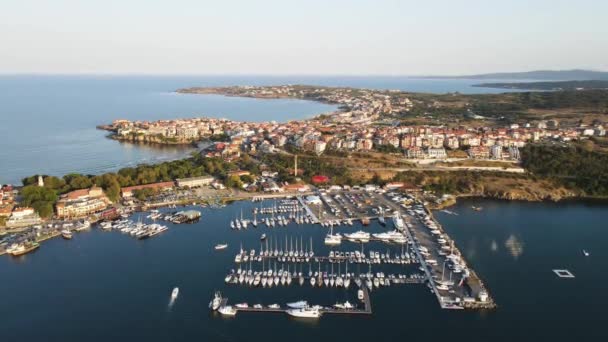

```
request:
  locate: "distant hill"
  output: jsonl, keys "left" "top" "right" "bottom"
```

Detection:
{"left": 474, "top": 80, "right": 608, "bottom": 90}
{"left": 432, "top": 69, "right": 608, "bottom": 81}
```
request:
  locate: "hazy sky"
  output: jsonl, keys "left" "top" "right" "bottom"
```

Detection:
{"left": 1, "top": 0, "right": 606, "bottom": 75}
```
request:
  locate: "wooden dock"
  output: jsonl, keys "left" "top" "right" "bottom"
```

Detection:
{"left": 219, "top": 287, "right": 373, "bottom": 317}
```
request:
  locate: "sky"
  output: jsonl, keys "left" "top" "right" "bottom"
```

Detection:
{"left": 1, "top": 0, "right": 607, "bottom": 75}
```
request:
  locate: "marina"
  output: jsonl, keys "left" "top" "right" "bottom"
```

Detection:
{"left": 209, "top": 188, "right": 495, "bottom": 317}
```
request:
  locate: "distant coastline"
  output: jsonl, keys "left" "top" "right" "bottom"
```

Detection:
{"left": 474, "top": 80, "right": 608, "bottom": 91}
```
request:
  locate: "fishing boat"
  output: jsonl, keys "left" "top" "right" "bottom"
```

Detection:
{"left": 286, "top": 306, "right": 321, "bottom": 318}
{"left": 10, "top": 241, "right": 40, "bottom": 256}
{"left": 171, "top": 287, "right": 179, "bottom": 300}
{"left": 215, "top": 244, "right": 228, "bottom": 250}
{"left": 61, "top": 229, "right": 73, "bottom": 240}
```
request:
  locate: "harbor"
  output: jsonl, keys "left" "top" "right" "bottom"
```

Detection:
{"left": 211, "top": 188, "right": 495, "bottom": 316}
{"left": 1, "top": 186, "right": 494, "bottom": 314}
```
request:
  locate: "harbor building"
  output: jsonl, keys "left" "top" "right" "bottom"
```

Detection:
{"left": 176, "top": 176, "right": 215, "bottom": 188}
{"left": 121, "top": 181, "right": 175, "bottom": 198}
{"left": 55, "top": 186, "right": 110, "bottom": 219}
{"left": 5, "top": 207, "right": 42, "bottom": 228}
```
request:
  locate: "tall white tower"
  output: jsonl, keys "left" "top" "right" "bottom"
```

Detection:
{"left": 37, "top": 175, "right": 44, "bottom": 187}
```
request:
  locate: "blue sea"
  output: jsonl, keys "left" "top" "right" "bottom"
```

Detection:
{"left": 0, "top": 75, "right": 519, "bottom": 184}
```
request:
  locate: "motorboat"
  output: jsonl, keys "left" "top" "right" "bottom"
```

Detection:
{"left": 215, "top": 244, "right": 228, "bottom": 250}
{"left": 171, "top": 287, "right": 179, "bottom": 300}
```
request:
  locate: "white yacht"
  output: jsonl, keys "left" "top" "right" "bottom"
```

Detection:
{"left": 286, "top": 306, "right": 321, "bottom": 318}
{"left": 215, "top": 244, "right": 228, "bottom": 250}
{"left": 287, "top": 300, "right": 308, "bottom": 309}
{"left": 392, "top": 212, "right": 405, "bottom": 231}
{"left": 218, "top": 305, "right": 237, "bottom": 316}
{"left": 333, "top": 301, "right": 354, "bottom": 310}
{"left": 170, "top": 287, "right": 179, "bottom": 301}
{"left": 209, "top": 292, "right": 223, "bottom": 311}
{"left": 344, "top": 231, "right": 370, "bottom": 242}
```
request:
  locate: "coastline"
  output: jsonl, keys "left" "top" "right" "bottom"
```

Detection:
{"left": 431, "top": 193, "right": 608, "bottom": 210}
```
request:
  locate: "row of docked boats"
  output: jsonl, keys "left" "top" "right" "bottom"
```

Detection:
{"left": 99, "top": 219, "right": 168, "bottom": 239}
{"left": 325, "top": 229, "right": 407, "bottom": 245}
{"left": 230, "top": 212, "right": 315, "bottom": 229}
{"left": 225, "top": 258, "right": 422, "bottom": 289}
{"left": 234, "top": 236, "right": 315, "bottom": 263}
{"left": 210, "top": 292, "right": 356, "bottom": 319}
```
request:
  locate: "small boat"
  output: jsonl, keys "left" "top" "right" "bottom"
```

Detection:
{"left": 218, "top": 306, "right": 237, "bottom": 316}
{"left": 171, "top": 287, "right": 179, "bottom": 300}
{"left": 215, "top": 244, "right": 228, "bottom": 250}
{"left": 61, "top": 230, "right": 73, "bottom": 240}
{"left": 235, "top": 303, "right": 249, "bottom": 309}
{"left": 471, "top": 206, "right": 483, "bottom": 211}
{"left": 260, "top": 234, "right": 267, "bottom": 241}
{"left": 358, "top": 289, "right": 365, "bottom": 301}
{"left": 333, "top": 301, "right": 354, "bottom": 310}
{"left": 267, "top": 304, "right": 281, "bottom": 309}
{"left": 583, "top": 249, "right": 590, "bottom": 257}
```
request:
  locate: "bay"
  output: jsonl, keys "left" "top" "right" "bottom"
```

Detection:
{"left": 1, "top": 198, "right": 606, "bottom": 341}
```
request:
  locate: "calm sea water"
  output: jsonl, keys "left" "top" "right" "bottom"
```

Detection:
{"left": 1, "top": 75, "right": 523, "bottom": 185}
{"left": 1, "top": 198, "right": 606, "bottom": 341}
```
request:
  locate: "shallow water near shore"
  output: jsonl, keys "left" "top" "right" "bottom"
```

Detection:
{"left": 1, "top": 198, "right": 607, "bottom": 341}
